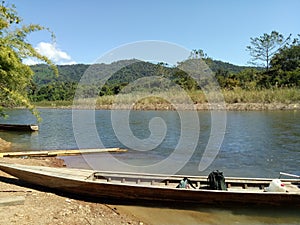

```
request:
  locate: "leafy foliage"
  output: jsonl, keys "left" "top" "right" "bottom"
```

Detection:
{"left": 268, "top": 44, "right": 300, "bottom": 87}
{"left": 0, "top": 2, "right": 57, "bottom": 120}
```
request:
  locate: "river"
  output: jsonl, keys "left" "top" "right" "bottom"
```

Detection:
{"left": 0, "top": 108, "right": 299, "bottom": 224}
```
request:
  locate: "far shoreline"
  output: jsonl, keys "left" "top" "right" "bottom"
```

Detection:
{"left": 34, "top": 102, "right": 300, "bottom": 111}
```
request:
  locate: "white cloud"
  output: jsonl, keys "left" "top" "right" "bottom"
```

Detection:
{"left": 23, "top": 42, "right": 76, "bottom": 65}
{"left": 36, "top": 42, "right": 71, "bottom": 62}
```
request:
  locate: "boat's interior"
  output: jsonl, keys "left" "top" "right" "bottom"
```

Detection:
{"left": 88, "top": 171, "right": 300, "bottom": 193}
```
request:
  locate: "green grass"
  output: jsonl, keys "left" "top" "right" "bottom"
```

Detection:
{"left": 33, "top": 88, "right": 300, "bottom": 109}
{"left": 34, "top": 100, "right": 73, "bottom": 108}
{"left": 222, "top": 87, "right": 300, "bottom": 104}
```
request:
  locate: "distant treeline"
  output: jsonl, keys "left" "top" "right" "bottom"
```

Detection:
{"left": 28, "top": 44, "right": 300, "bottom": 102}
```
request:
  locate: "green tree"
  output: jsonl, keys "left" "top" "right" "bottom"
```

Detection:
{"left": 269, "top": 43, "right": 300, "bottom": 87}
{"left": 271, "top": 44, "right": 300, "bottom": 72}
{"left": 235, "top": 68, "right": 259, "bottom": 90}
{"left": 171, "top": 69, "right": 198, "bottom": 90}
{"left": 0, "top": 2, "right": 57, "bottom": 120}
{"left": 246, "top": 31, "right": 292, "bottom": 71}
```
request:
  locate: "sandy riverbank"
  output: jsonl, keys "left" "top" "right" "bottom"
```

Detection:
{"left": 0, "top": 157, "right": 146, "bottom": 225}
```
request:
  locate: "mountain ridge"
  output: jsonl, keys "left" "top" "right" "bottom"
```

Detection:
{"left": 30, "top": 58, "right": 258, "bottom": 86}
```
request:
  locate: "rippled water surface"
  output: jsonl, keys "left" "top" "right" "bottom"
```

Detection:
{"left": 1, "top": 109, "right": 299, "bottom": 177}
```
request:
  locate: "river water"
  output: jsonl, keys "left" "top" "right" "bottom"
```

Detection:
{"left": 0, "top": 108, "right": 299, "bottom": 224}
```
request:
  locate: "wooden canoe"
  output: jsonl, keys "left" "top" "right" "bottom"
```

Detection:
{"left": 0, "top": 163, "right": 299, "bottom": 207}
{"left": 0, "top": 148, "right": 127, "bottom": 158}
{"left": 0, "top": 124, "right": 38, "bottom": 132}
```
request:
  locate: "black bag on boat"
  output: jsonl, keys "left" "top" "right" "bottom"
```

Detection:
{"left": 208, "top": 170, "right": 227, "bottom": 190}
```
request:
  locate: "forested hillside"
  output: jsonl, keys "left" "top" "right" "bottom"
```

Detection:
{"left": 28, "top": 40, "right": 300, "bottom": 102}
{"left": 30, "top": 64, "right": 89, "bottom": 84}
{"left": 30, "top": 59, "right": 253, "bottom": 85}
{"left": 28, "top": 59, "right": 259, "bottom": 101}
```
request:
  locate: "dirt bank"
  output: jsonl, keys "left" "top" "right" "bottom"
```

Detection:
{"left": 0, "top": 157, "right": 146, "bottom": 225}
{"left": 0, "top": 138, "right": 11, "bottom": 151}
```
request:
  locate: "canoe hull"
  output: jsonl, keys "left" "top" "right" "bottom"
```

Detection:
{"left": 0, "top": 163, "right": 299, "bottom": 207}
{"left": 0, "top": 124, "right": 38, "bottom": 132}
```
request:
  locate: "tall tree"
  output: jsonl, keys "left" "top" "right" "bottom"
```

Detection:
{"left": 0, "top": 2, "right": 57, "bottom": 120}
{"left": 246, "top": 31, "right": 292, "bottom": 71}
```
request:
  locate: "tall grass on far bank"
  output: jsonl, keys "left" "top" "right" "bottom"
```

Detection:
{"left": 222, "top": 87, "right": 300, "bottom": 104}
{"left": 34, "top": 100, "right": 73, "bottom": 108}
{"left": 186, "top": 87, "right": 300, "bottom": 104}
{"left": 33, "top": 87, "right": 300, "bottom": 109}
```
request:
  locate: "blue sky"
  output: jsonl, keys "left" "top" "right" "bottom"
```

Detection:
{"left": 15, "top": 0, "right": 300, "bottom": 65}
